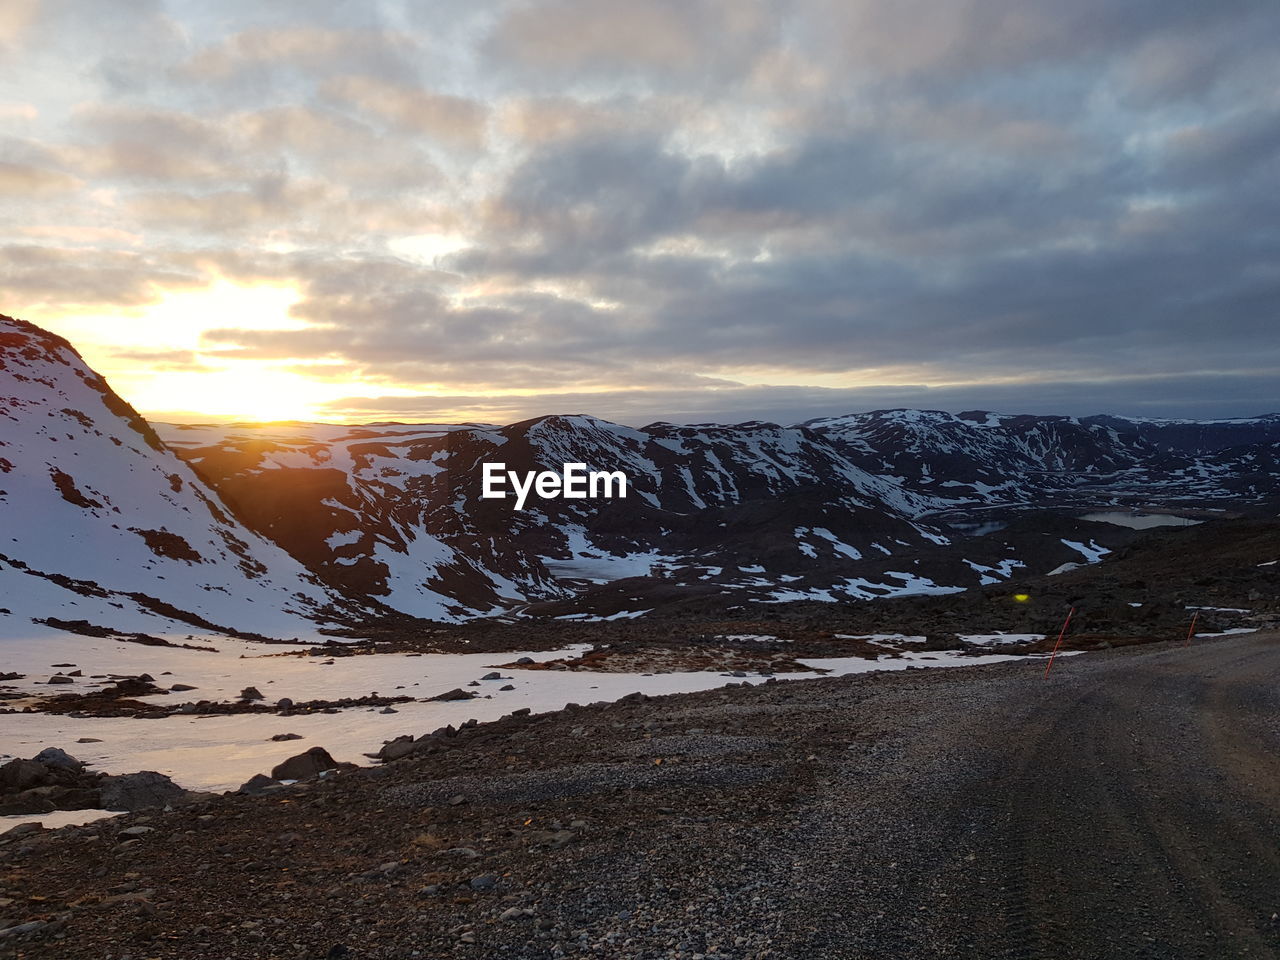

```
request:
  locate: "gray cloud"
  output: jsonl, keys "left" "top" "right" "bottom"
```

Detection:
{"left": 0, "top": 244, "right": 200, "bottom": 306}
{"left": 2, "top": 0, "right": 1277, "bottom": 422}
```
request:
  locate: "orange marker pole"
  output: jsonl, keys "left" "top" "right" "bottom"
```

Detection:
{"left": 1184, "top": 611, "right": 1199, "bottom": 647}
{"left": 1043, "top": 606, "right": 1075, "bottom": 679}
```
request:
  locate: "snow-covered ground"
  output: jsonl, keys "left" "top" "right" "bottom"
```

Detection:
{"left": 2, "top": 628, "right": 1059, "bottom": 831}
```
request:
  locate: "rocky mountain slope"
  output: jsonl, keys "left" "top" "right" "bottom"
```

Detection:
{"left": 158, "top": 415, "right": 952, "bottom": 619}
{"left": 804, "top": 408, "right": 1280, "bottom": 507}
{"left": 4, "top": 315, "right": 1276, "bottom": 630}
{"left": 0, "top": 315, "right": 379, "bottom": 640}
{"left": 160, "top": 409, "right": 1277, "bottom": 621}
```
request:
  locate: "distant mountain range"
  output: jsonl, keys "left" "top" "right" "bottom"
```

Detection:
{"left": 3, "top": 313, "right": 1277, "bottom": 636}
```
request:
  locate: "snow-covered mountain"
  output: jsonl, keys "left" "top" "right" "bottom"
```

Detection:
{"left": 157, "top": 415, "right": 950, "bottom": 618}
{"left": 804, "top": 409, "right": 1280, "bottom": 508}
{"left": 1086, "top": 414, "right": 1280, "bottom": 455}
{"left": 5, "top": 315, "right": 1276, "bottom": 629}
{"left": 0, "top": 315, "right": 380, "bottom": 640}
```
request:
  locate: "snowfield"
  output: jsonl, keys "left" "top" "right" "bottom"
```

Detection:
{"left": 1, "top": 628, "right": 1044, "bottom": 828}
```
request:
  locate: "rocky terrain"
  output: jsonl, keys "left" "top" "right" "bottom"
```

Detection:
{"left": 2, "top": 630, "right": 1278, "bottom": 960}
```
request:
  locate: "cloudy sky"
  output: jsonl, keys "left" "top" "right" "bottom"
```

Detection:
{"left": 2, "top": 0, "right": 1277, "bottom": 425}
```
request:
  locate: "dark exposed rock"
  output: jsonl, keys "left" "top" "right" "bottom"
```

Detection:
{"left": 373, "top": 736, "right": 418, "bottom": 763}
{"left": 33, "top": 747, "right": 82, "bottom": 772}
{"left": 0, "top": 758, "right": 52, "bottom": 792}
{"left": 238, "top": 773, "right": 285, "bottom": 795}
{"left": 431, "top": 688, "right": 474, "bottom": 702}
{"left": 99, "top": 771, "right": 189, "bottom": 812}
{"left": 271, "top": 747, "right": 339, "bottom": 781}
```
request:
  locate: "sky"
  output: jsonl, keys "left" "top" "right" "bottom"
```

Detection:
{"left": 1, "top": 0, "right": 1278, "bottom": 426}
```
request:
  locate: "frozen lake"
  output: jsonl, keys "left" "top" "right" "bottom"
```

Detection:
{"left": 1079, "top": 511, "right": 1202, "bottom": 530}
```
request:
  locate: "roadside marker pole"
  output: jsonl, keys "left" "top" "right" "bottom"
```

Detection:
{"left": 1043, "top": 606, "right": 1075, "bottom": 679}
{"left": 1184, "top": 611, "right": 1199, "bottom": 647}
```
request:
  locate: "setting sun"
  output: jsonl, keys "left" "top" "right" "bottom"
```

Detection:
{"left": 34, "top": 277, "right": 414, "bottom": 422}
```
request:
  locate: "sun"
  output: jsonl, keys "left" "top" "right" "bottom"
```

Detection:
{"left": 37, "top": 278, "right": 343, "bottom": 422}
{"left": 130, "top": 364, "right": 340, "bottom": 423}
{"left": 30, "top": 275, "right": 434, "bottom": 423}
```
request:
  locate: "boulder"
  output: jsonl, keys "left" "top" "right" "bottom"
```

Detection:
{"left": 238, "top": 773, "right": 285, "bottom": 795}
{"left": 0, "top": 790, "right": 57, "bottom": 815}
{"left": 240, "top": 686, "right": 264, "bottom": 701}
{"left": 431, "top": 688, "right": 473, "bottom": 702}
{"left": 47, "top": 675, "right": 75, "bottom": 684}
{"left": 271, "top": 747, "right": 338, "bottom": 781}
{"left": 2, "top": 821, "right": 45, "bottom": 838}
{"left": 33, "top": 747, "right": 82, "bottom": 772}
{"left": 376, "top": 736, "right": 418, "bottom": 762}
{"left": 99, "top": 771, "right": 188, "bottom": 812}
{"left": 0, "top": 758, "right": 52, "bottom": 792}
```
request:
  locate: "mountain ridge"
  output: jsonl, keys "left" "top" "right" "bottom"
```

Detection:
{"left": 4, "top": 313, "right": 1277, "bottom": 634}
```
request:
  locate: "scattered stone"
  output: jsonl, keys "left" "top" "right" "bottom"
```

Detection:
{"left": 47, "top": 674, "right": 75, "bottom": 684}
{"left": 500, "top": 684, "right": 515, "bottom": 691}
{"left": 469, "top": 873, "right": 498, "bottom": 891}
{"left": 270, "top": 733, "right": 304, "bottom": 742}
{"left": 76, "top": 737, "right": 103, "bottom": 743}
{"left": 481, "top": 672, "right": 503, "bottom": 680}
{"left": 119, "top": 825, "right": 155, "bottom": 837}
{"left": 240, "top": 686, "right": 265, "bottom": 701}
{"left": 276, "top": 697, "right": 294, "bottom": 710}
{"left": 169, "top": 683, "right": 198, "bottom": 692}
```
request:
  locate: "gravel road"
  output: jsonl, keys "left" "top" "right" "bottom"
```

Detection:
{"left": 3, "top": 633, "right": 1277, "bottom": 960}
